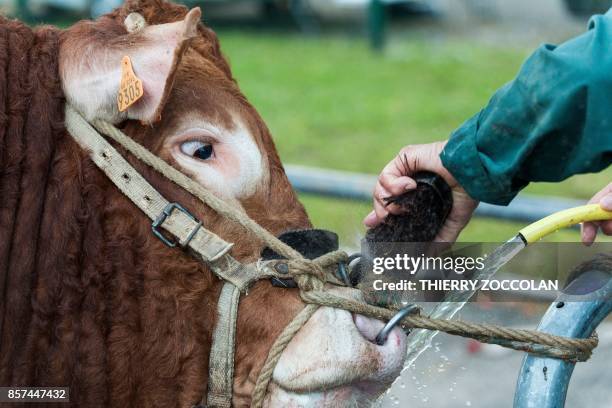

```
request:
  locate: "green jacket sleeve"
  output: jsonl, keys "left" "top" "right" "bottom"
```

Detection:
{"left": 440, "top": 10, "right": 612, "bottom": 206}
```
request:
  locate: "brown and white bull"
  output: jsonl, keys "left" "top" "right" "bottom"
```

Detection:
{"left": 0, "top": 1, "right": 407, "bottom": 406}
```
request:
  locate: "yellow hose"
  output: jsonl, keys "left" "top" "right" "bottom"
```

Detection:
{"left": 519, "top": 204, "right": 612, "bottom": 244}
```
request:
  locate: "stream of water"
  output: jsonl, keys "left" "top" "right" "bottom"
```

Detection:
{"left": 402, "top": 235, "right": 526, "bottom": 371}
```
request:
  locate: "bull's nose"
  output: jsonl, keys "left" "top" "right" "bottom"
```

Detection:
{"left": 272, "top": 286, "right": 408, "bottom": 395}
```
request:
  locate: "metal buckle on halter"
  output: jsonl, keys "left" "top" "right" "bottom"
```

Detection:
{"left": 152, "top": 202, "right": 202, "bottom": 248}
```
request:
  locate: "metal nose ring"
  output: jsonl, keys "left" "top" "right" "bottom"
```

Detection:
{"left": 375, "top": 304, "right": 420, "bottom": 346}
{"left": 336, "top": 261, "right": 351, "bottom": 286}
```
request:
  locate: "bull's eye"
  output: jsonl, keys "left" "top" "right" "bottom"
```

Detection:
{"left": 180, "top": 140, "right": 214, "bottom": 161}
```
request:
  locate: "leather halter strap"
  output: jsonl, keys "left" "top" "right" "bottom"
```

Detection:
{"left": 64, "top": 105, "right": 280, "bottom": 408}
{"left": 206, "top": 282, "right": 240, "bottom": 408}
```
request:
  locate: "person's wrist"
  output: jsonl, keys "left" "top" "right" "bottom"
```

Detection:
{"left": 433, "top": 141, "right": 461, "bottom": 190}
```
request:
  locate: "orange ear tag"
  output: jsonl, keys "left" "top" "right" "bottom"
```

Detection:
{"left": 117, "top": 56, "right": 144, "bottom": 112}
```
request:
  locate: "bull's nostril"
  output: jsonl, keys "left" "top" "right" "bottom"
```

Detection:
{"left": 352, "top": 313, "right": 384, "bottom": 344}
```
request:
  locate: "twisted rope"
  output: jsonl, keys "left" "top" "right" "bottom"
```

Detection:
{"left": 249, "top": 254, "right": 598, "bottom": 408}
{"left": 92, "top": 119, "right": 599, "bottom": 408}
{"left": 303, "top": 290, "right": 598, "bottom": 357}
{"left": 250, "top": 304, "right": 319, "bottom": 406}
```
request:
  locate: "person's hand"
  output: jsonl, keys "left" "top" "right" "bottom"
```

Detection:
{"left": 581, "top": 183, "right": 612, "bottom": 246}
{"left": 363, "top": 141, "right": 478, "bottom": 243}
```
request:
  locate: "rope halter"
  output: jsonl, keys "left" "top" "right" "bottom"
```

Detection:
{"left": 64, "top": 105, "right": 598, "bottom": 408}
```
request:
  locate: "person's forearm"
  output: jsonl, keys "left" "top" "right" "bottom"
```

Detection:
{"left": 441, "top": 10, "right": 612, "bottom": 206}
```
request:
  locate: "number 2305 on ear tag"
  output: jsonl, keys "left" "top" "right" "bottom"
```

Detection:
{"left": 117, "top": 56, "right": 144, "bottom": 112}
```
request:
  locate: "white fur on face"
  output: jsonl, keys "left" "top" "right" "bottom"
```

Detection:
{"left": 265, "top": 287, "right": 407, "bottom": 407}
{"left": 163, "top": 113, "right": 266, "bottom": 199}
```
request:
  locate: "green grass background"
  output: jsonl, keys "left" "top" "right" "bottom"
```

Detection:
{"left": 218, "top": 32, "right": 610, "bottom": 245}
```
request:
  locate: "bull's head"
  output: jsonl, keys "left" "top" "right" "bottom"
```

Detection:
{"left": 57, "top": 1, "right": 407, "bottom": 406}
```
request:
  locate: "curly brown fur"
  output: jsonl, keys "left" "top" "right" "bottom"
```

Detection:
{"left": 0, "top": 2, "right": 311, "bottom": 407}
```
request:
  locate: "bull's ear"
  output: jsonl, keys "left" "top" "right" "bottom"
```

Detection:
{"left": 60, "top": 7, "right": 201, "bottom": 124}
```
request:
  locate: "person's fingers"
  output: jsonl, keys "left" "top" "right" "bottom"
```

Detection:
{"left": 581, "top": 186, "right": 612, "bottom": 246}
{"left": 380, "top": 174, "right": 416, "bottom": 215}
{"left": 364, "top": 198, "right": 406, "bottom": 227}
{"left": 397, "top": 141, "right": 453, "bottom": 181}
{"left": 601, "top": 220, "right": 612, "bottom": 236}
{"left": 374, "top": 184, "right": 392, "bottom": 208}
{"left": 381, "top": 152, "right": 410, "bottom": 178}
{"left": 375, "top": 153, "right": 418, "bottom": 196}
{"left": 587, "top": 183, "right": 612, "bottom": 205}
{"left": 372, "top": 200, "right": 388, "bottom": 224}
{"left": 378, "top": 177, "right": 416, "bottom": 215}
{"left": 365, "top": 141, "right": 453, "bottom": 231}
{"left": 600, "top": 193, "right": 612, "bottom": 211}
{"left": 581, "top": 222, "right": 597, "bottom": 246}
{"left": 371, "top": 185, "right": 390, "bottom": 223}
{"left": 379, "top": 173, "right": 416, "bottom": 196}
{"left": 365, "top": 176, "right": 415, "bottom": 227}
{"left": 363, "top": 210, "right": 380, "bottom": 228}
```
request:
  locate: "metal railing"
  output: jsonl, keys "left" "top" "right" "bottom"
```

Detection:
{"left": 286, "top": 164, "right": 586, "bottom": 224}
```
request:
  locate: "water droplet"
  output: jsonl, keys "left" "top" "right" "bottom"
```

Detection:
{"left": 466, "top": 401, "right": 472, "bottom": 406}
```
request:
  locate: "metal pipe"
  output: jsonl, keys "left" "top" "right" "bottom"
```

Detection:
{"left": 513, "top": 270, "right": 612, "bottom": 407}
